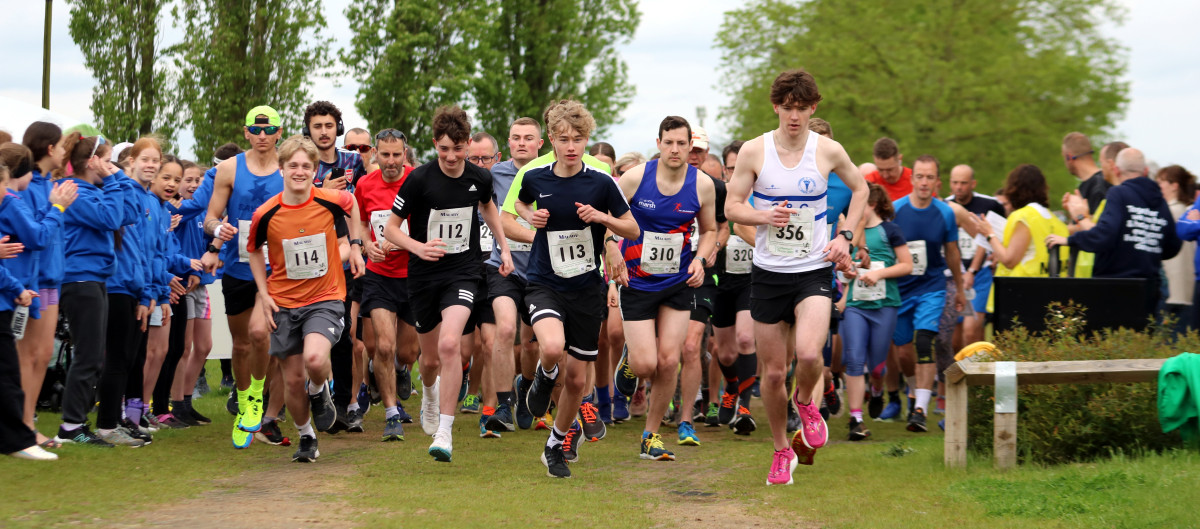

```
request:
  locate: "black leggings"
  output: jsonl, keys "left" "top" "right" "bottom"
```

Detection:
{"left": 0, "top": 311, "right": 35, "bottom": 453}
{"left": 100, "top": 294, "right": 141, "bottom": 429}
{"left": 152, "top": 300, "right": 188, "bottom": 415}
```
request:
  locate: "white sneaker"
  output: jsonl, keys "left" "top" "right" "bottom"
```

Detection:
{"left": 421, "top": 376, "right": 441, "bottom": 436}
{"left": 428, "top": 430, "right": 452, "bottom": 462}
{"left": 9, "top": 445, "right": 58, "bottom": 461}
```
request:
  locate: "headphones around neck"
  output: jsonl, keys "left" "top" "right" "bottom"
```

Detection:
{"left": 302, "top": 115, "right": 345, "bottom": 138}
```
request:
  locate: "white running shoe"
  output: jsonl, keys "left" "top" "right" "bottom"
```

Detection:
{"left": 9, "top": 445, "right": 58, "bottom": 461}
{"left": 421, "top": 376, "right": 441, "bottom": 436}
{"left": 428, "top": 430, "right": 452, "bottom": 462}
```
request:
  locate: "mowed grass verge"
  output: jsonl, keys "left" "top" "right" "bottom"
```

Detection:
{"left": 2, "top": 363, "right": 1197, "bottom": 528}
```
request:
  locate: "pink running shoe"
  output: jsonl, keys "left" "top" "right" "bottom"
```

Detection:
{"left": 766, "top": 448, "right": 798, "bottom": 485}
{"left": 794, "top": 399, "right": 828, "bottom": 449}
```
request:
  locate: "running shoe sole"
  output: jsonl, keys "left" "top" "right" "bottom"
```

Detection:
{"left": 429, "top": 446, "right": 452, "bottom": 462}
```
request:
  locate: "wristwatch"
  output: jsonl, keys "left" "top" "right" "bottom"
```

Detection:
{"left": 205, "top": 244, "right": 220, "bottom": 254}
{"left": 349, "top": 238, "right": 363, "bottom": 247}
{"left": 1073, "top": 213, "right": 1087, "bottom": 223}
{"left": 839, "top": 230, "right": 854, "bottom": 241}
{"left": 700, "top": 256, "right": 709, "bottom": 268}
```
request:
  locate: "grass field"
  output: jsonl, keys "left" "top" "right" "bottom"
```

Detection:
{"left": 2, "top": 363, "right": 1197, "bottom": 529}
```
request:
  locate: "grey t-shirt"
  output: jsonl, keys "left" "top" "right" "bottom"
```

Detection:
{"left": 485, "top": 159, "right": 531, "bottom": 278}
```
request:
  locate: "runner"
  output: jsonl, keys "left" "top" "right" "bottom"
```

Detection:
{"left": 246, "top": 136, "right": 366, "bottom": 462}
{"left": 890, "top": 155, "right": 966, "bottom": 433}
{"left": 202, "top": 105, "right": 285, "bottom": 448}
{"left": 509, "top": 99, "right": 638, "bottom": 478}
{"left": 381, "top": 106, "right": 514, "bottom": 462}
{"left": 609, "top": 115, "right": 716, "bottom": 459}
{"left": 724, "top": 69, "right": 868, "bottom": 485}
{"left": 354, "top": 128, "right": 417, "bottom": 442}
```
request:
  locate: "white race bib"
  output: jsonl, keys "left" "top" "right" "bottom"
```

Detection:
{"left": 766, "top": 207, "right": 815, "bottom": 258}
{"left": 548, "top": 229, "right": 595, "bottom": 278}
{"left": 238, "top": 219, "right": 268, "bottom": 263}
{"left": 689, "top": 220, "right": 699, "bottom": 252}
{"left": 957, "top": 228, "right": 976, "bottom": 260}
{"left": 724, "top": 236, "right": 753, "bottom": 275}
{"left": 852, "top": 261, "right": 887, "bottom": 302}
{"left": 908, "top": 240, "right": 928, "bottom": 276}
{"left": 508, "top": 217, "right": 533, "bottom": 252}
{"left": 641, "top": 231, "right": 684, "bottom": 275}
{"left": 427, "top": 207, "right": 472, "bottom": 254}
{"left": 282, "top": 234, "right": 329, "bottom": 280}
{"left": 479, "top": 222, "right": 494, "bottom": 253}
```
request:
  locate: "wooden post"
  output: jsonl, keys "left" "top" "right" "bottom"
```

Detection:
{"left": 994, "top": 410, "right": 1018, "bottom": 469}
{"left": 944, "top": 379, "right": 968, "bottom": 467}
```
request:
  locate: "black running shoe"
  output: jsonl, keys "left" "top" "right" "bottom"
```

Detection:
{"left": 309, "top": 383, "right": 337, "bottom": 432}
{"left": 485, "top": 403, "right": 516, "bottom": 432}
{"left": 226, "top": 387, "right": 239, "bottom": 415}
{"left": 515, "top": 375, "right": 534, "bottom": 430}
{"left": 119, "top": 418, "right": 153, "bottom": 445}
{"left": 457, "top": 360, "right": 471, "bottom": 403}
{"left": 327, "top": 407, "right": 349, "bottom": 435}
{"left": 579, "top": 402, "right": 606, "bottom": 442}
{"left": 526, "top": 364, "right": 557, "bottom": 418}
{"left": 171, "top": 402, "right": 200, "bottom": 426}
{"left": 786, "top": 401, "right": 802, "bottom": 433}
{"left": 185, "top": 400, "right": 212, "bottom": 425}
{"left": 906, "top": 408, "right": 928, "bottom": 433}
{"left": 255, "top": 420, "right": 291, "bottom": 446}
{"left": 614, "top": 345, "right": 638, "bottom": 398}
{"left": 868, "top": 393, "right": 884, "bottom": 420}
{"left": 220, "top": 374, "right": 235, "bottom": 389}
{"left": 732, "top": 406, "right": 756, "bottom": 436}
{"left": 848, "top": 418, "right": 871, "bottom": 441}
{"left": 292, "top": 435, "right": 319, "bottom": 462}
{"left": 542, "top": 444, "right": 571, "bottom": 478}
{"left": 718, "top": 391, "right": 738, "bottom": 425}
{"left": 54, "top": 424, "right": 114, "bottom": 447}
{"left": 562, "top": 421, "right": 581, "bottom": 463}
{"left": 823, "top": 383, "right": 841, "bottom": 417}
{"left": 345, "top": 409, "right": 365, "bottom": 433}
{"left": 692, "top": 399, "right": 706, "bottom": 424}
{"left": 397, "top": 364, "right": 412, "bottom": 401}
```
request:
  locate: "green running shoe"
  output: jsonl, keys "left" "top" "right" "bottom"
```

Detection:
{"left": 231, "top": 415, "right": 253, "bottom": 449}
{"left": 460, "top": 393, "right": 481, "bottom": 414}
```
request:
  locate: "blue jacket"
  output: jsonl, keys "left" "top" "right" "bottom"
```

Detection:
{"left": 19, "top": 170, "right": 66, "bottom": 289}
{"left": 153, "top": 196, "right": 197, "bottom": 304}
{"left": 1069, "top": 176, "right": 1181, "bottom": 279}
{"left": 167, "top": 169, "right": 219, "bottom": 283}
{"left": 0, "top": 266, "right": 26, "bottom": 313}
{"left": 1175, "top": 195, "right": 1200, "bottom": 280}
{"left": 62, "top": 173, "right": 127, "bottom": 284}
{"left": 0, "top": 190, "right": 64, "bottom": 318}
{"left": 105, "top": 177, "right": 152, "bottom": 302}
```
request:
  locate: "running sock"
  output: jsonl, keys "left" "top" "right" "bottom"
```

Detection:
{"left": 541, "top": 363, "right": 560, "bottom": 380}
{"left": 642, "top": 430, "right": 652, "bottom": 439}
{"left": 437, "top": 414, "right": 455, "bottom": 436}
{"left": 386, "top": 406, "right": 400, "bottom": 420}
{"left": 735, "top": 353, "right": 758, "bottom": 395}
{"left": 497, "top": 391, "right": 515, "bottom": 408}
{"left": 719, "top": 359, "right": 738, "bottom": 394}
{"left": 307, "top": 380, "right": 324, "bottom": 396}
{"left": 347, "top": 402, "right": 360, "bottom": 413}
{"left": 249, "top": 376, "right": 265, "bottom": 397}
{"left": 914, "top": 389, "right": 932, "bottom": 412}
{"left": 296, "top": 420, "right": 315, "bottom": 438}
{"left": 237, "top": 387, "right": 250, "bottom": 414}
{"left": 850, "top": 409, "right": 863, "bottom": 422}
{"left": 546, "top": 427, "right": 566, "bottom": 449}
{"left": 888, "top": 390, "right": 901, "bottom": 404}
{"left": 125, "top": 398, "right": 144, "bottom": 423}
{"left": 595, "top": 385, "right": 611, "bottom": 406}
{"left": 171, "top": 400, "right": 187, "bottom": 413}
{"left": 263, "top": 415, "right": 277, "bottom": 425}
{"left": 61, "top": 422, "right": 83, "bottom": 432}
{"left": 183, "top": 394, "right": 193, "bottom": 405}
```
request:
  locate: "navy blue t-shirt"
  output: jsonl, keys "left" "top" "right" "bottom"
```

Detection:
{"left": 516, "top": 163, "right": 630, "bottom": 290}
{"left": 893, "top": 195, "right": 957, "bottom": 297}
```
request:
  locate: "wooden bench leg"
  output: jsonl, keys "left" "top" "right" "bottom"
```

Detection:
{"left": 994, "top": 411, "right": 1017, "bottom": 469}
{"left": 944, "top": 379, "right": 968, "bottom": 468}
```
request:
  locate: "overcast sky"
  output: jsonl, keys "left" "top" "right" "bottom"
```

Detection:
{"left": 2, "top": 0, "right": 1197, "bottom": 172}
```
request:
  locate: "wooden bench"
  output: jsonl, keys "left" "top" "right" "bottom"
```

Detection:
{"left": 943, "top": 358, "right": 1166, "bottom": 469}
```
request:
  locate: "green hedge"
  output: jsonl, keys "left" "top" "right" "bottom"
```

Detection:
{"left": 966, "top": 302, "right": 1184, "bottom": 464}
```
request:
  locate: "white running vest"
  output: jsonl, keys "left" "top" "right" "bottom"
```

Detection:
{"left": 752, "top": 130, "right": 830, "bottom": 273}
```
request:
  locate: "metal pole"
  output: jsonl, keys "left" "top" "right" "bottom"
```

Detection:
{"left": 42, "top": 0, "right": 52, "bottom": 109}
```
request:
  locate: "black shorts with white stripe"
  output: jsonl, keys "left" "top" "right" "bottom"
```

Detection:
{"left": 408, "top": 275, "right": 481, "bottom": 335}
{"left": 525, "top": 282, "right": 607, "bottom": 362}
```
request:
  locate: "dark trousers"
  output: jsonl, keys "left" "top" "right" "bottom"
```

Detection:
{"left": 59, "top": 281, "right": 108, "bottom": 426}
{"left": 153, "top": 300, "right": 188, "bottom": 414}
{"left": 100, "top": 294, "right": 141, "bottom": 429}
{"left": 330, "top": 270, "right": 355, "bottom": 410}
{"left": 0, "top": 311, "right": 36, "bottom": 453}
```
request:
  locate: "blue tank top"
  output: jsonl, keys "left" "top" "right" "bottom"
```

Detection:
{"left": 621, "top": 160, "right": 701, "bottom": 291}
{"left": 220, "top": 153, "right": 282, "bottom": 281}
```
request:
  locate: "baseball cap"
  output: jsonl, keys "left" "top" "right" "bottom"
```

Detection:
{"left": 244, "top": 105, "right": 281, "bottom": 127}
{"left": 110, "top": 142, "right": 134, "bottom": 163}
{"left": 691, "top": 126, "right": 709, "bottom": 151}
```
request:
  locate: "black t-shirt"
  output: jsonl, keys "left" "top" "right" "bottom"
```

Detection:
{"left": 391, "top": 160, "right": 494, "bottom": 280}
{"left": 517, "top": 162, "right": 630, "bottom": 290}
{"left": 701, "top": 175, "right": 727, "bottom": 284}
{"left": 1078, "top": 171, "right": 1111, "bottom": 214}
{"left": 949, "top": 193, "right": 1006, "bottom": 218}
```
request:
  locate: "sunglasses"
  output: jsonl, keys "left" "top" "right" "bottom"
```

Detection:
{"left": 344, "top": 144, "right": 372, "bottom": 154}
{"left": 376, "top": 129, "right": 407, "bottom": 143}
{"left": 246, "top": 125, "right": 281, "bottom": 136}
{"left": 89, "top": 135, "right": 107, "bottom": 158}
{"left": 1066, "top": 150, "right": 1093, "bottom": 161}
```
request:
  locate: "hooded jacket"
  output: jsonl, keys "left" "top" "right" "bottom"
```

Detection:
{"left": 105, "top": 176, "right": 152, "bottom": 304}
{"left": 19, "top": 170, "right": 66, "bottom": 289}
{"left": 1068, "top": 175, "right": 1181, "bottom": 279}
{"left": 62, "top": 172, "right": 127, "bottom": 283}
{"left": 0, "top": 189, "right": 64, "bottom": 318}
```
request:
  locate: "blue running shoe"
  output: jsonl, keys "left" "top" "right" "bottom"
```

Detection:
{"left": 597, "top": 401, "right": 613, "bottom": 425}
{"left": 878, "top": 400, "right": 901, "bottom": 421}
{"left": 938, "top": 418, "right": 945, "bottom": 431}
{"left": 357, "top": 383, "right": 372, "bottom": 417}
{"left": 396, "top": 402, "right": 414, "bottom": 424}
{"left": 515, "top": 375, "right": 534, "bottom": 430}
{"left": 678, "top": 421, "right": 700, "bottom": 446}
{"left": 612, "top": 393, "right": 630, "bottom": 423}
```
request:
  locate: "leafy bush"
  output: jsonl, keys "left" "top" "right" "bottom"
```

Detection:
{"left": 966, "top": 302, "right": 1185, "bottom": 464}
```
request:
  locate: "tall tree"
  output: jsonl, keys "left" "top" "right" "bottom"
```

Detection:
{"left": 473, "top": 0, "right": 640, "bottom": 144}
{"left": 717, "top": 0, "right": 1129, "bottom": 195}
{"left": 170, "top": 0, "right": 329, "bottom": 161}
{"left": 67, "top": 0, "right": 178, "bottom": 145}
{"left": 340, "top": 0, "right": 489, "bottom": 155}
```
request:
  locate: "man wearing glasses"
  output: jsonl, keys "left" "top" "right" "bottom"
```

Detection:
{"left": 202, "top": 105, "right": 285, "bottom": 449}
{"left": 468, "top": 132, "right": 503, "bottom": 170}
{"left": 344, "top": 128, "right": 378, "bottom": 174}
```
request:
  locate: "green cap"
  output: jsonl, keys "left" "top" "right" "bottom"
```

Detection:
{"left": 244, "top": 105, "right": 281, "bottom": 127}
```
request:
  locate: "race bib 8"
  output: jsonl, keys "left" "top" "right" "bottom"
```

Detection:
{"left": 641, "top": 231, "right": 684, "bottom": 275}
{"left": 282, "top": 234, "right": 329, "bottom": 280}
{"left": 508, "top": 217, "right": 533, "bottom": 252}
{"left": 908, "top": 240, "right": 928, "bottom": 276}
{"left": 427, "top": 207, "right": 473, "bottom": 254}
{"left": 724, "top": 235, "right": 753, "bottom": 274}
{"left": 548, "top": 229, "right": 595, "bottom": 278}
{"left": 852, "top": 261, "right": 887, "bottom": 302}
{"left": 766, "top": 207, "right": 815, "bottom": 258}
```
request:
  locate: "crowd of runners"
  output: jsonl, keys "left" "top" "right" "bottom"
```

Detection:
{"left": 0, "top": 69, "right": 1191, "bottom": 486}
